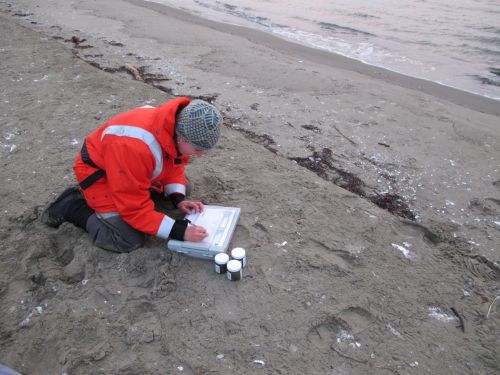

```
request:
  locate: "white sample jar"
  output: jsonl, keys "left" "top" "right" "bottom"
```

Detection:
{"left": 231, "top": 247, "right": 246, "bottom": 267}
{"left": 227, "top": 260, "right": 242, "bottom": 281}
{"left": 214, "top": 253, "right": 229, "bottom": 274}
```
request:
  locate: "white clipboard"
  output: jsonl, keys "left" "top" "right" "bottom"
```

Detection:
{"left": 167, "top": 205, "right": 240, "bottom": 259}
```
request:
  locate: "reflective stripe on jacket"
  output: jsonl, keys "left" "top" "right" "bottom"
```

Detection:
{"left": 73, "top": 97, "right": 191, "bottom": 239}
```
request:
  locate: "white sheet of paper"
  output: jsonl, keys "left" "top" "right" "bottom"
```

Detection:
{"left": 187, "top": 207, "right": 236, "bottom": 247}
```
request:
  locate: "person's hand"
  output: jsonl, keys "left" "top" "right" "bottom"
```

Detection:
{"left": 177, "top": 200, "right": 204, "bottom": 214}
{"left": 184, "top": 225, "right": 209, "bottom": 242}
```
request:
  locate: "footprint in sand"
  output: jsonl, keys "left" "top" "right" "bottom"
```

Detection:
{"left": 396, "top": 220, "right": 442, "bottom": 245}
{"left": 337, "top": 306, "right": 376, "bottom": 334}
{"left": 307, "top": 307, "right": 376, "bottom": 350}
{"left": 306, "top": 315, "right": 348, "bottom": 350}
{"left": 302, "top": 239, "right": 359, "bottom": 272}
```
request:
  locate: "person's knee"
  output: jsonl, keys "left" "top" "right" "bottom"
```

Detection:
{"left": 87, "top": 214, "right": 145, "bottom": 253}
{"left": 94, "top": 233, "right": 145, "bottom": 253}
{"left": 118, "top": 235, "right": 145, "bottom": 253}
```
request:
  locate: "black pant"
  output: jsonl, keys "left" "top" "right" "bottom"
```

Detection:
{"left": 86, "top": 213, "right": 145, "bottom": 253}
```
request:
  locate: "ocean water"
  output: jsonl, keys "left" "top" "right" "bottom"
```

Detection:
{"left": 148, "top": 0, "right": 500, "bottom": 100}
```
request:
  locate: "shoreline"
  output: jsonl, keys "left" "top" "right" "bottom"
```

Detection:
{"left": 135, "top": 0, "right": 500, "bottom": 117}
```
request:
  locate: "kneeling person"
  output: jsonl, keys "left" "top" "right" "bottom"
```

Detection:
{"left": 42, "top": 98, "right": 222, "bottom": 253}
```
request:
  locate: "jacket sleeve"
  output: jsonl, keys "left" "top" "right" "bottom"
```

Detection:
{"left": 102, "top": 137, "right": 176, "bottom": 239}
{"left": 164, "top": 159, "right": 189, "bottom": 197}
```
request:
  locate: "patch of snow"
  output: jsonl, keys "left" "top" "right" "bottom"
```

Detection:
{"left": 337, "top": 330, "right": 354, "bottom": 342}
{"left": 386, "top": 323, "right": 401, "bottom": 337}
{"left": 33, "top": 75, "right": 49, "bottom": 82}
{"left": 1, "top": 143, "right": 17, "bottom": 152}
{"left": 428, "top": 307, "right": 457, "bottom": 322}
{"left": 391, "top": 243, "right": 415, "bottom": 259}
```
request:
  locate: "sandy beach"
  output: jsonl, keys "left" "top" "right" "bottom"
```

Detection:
{"left": 0, "top": 0, "right": 499, "bottom": 374}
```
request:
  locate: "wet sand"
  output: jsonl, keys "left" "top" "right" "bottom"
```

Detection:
{"left": 0, "top": 1, "right": 499, "bottom": 374}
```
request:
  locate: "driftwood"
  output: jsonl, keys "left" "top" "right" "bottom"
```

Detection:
{"left": 124, "top": 63, "right": 143, "bottom": 81}
{"left": 486, "top": 295, "right": 499, "bottom": 318}
{"left": 450, "top": 307, "right": 465, "bottom": 332}
{"left": 333, "top": 124, "right": 358, "bottom": 145}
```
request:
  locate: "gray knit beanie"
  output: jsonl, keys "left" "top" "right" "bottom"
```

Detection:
{"left": 175, "top": 100, "right": 222, "bottom": 150}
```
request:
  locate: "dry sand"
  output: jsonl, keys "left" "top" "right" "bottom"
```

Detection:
{"left": 0, "top": 1, "right": 499, "bottom": 374}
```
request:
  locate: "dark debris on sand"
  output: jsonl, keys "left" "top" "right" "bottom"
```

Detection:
{"left": 290, "top": 147, "right": 416, "bottom": 220}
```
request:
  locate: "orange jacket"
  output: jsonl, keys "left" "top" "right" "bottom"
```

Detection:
{"left": 73, "top": 97, "right": 191, "bottom": 239}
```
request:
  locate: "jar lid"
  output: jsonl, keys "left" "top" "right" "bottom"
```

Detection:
{"left": 231, "top": 247, "right": 246, "bottom": 259}
{"left": 227, "top": 259, "right": 242, "bottom": 272}
{"left": 214, "top": 252, "right": 229, "bottom": 263}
